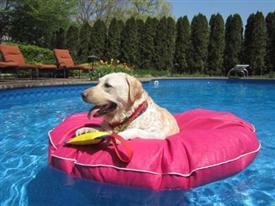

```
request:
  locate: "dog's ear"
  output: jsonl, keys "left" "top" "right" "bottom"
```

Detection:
{"left": 126, "top": 75, "right": 143, "bottom": 103}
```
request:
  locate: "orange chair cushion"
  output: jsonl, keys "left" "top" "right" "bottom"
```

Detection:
{"left": 17, "top": 64, "right": 37, "bottom": 69}
{"left": 38, "top": 64, "right": 57, "bottom": 69}
{"left": 78, "top": 65, "right": 93, "bottom": 70}
{"left": 0, "top": 45, "right": 26, "bottom": 65}
{"left": 54, "top": 49, "right": 75, "bottom": 67}
{"left": 0, "top": 62, "right": 18, "bottom": 68}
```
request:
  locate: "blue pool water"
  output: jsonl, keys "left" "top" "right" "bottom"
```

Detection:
{"left": 0, "top": 79, "right": 275, "bottom": 206}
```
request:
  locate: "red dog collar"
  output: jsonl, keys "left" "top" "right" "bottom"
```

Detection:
{"left": 110, "top": 101, "right": 148, "bottom": 132}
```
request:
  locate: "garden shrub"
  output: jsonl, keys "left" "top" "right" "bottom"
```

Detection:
{"left": 18, "top": 44, "right": 55, "bottom": 64}
{"left": 5, "top": 43, "right": 55, "bottom": 64}
{"left": 89, "top": 61, "right": 133, "bottom": 80}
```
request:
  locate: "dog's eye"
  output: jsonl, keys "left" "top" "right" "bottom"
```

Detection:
{"left": 104, "top": 83, "right": 112, "bottom": 88}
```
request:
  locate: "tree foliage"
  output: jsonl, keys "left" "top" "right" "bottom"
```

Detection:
{"left": 224, "top": 14, "right": 243, "bottom": 73}
{"left": 66, "top": 24, "right": 79, "bottom": 59}
{"left": 90, "top": 19, "right": 107, "bottom": 59}
{"left": 190, "top": 13, "right": 209, "bottom": 73}
{"left": 243, "top": 12, "right": 266, "bottom": 74}
{"left": 154, "top": 17, "right": 176, "bottom": 70}
{"left": 121, "top": 17, "right": 138, "bottom": 65}
{"left": 265, "top": 12, "right": 275, "bottom": 71}
{"left": 54, "top": 28, "right": 66, "bottom": 49}
{"left": 76, "top": 0, "right": 172, "bottom": 24}
{"left": 207, "top": 13, "right": 225, "bottom": 75}
{"left": 174, "top": 16, "right": 190, "bottom": 73}
{"left": 166, "top": 17, "right": 176, "bottom": 70}
{"left": 154, "top": 17, "right": 167, "bottom": 70}
{"left": 140, "top": 17, "right": 158, "bottom": 69}
{"left": 0, "top": 0, "right": 14, "bottom": 41}
{"left": 136, "top": 18, "right": 145, "bottom": 68}
{"left": 106, "top": 18, "right": 124, "bottom": 60}
{"left": 78, "top": 21, "right": 92, "bottom": 62}
{"left": 9, "top": 0, "right": 77, "bottom": 47}
{"left": 126, "top": 0, "right": 172, "bottom": 19}
{"left": 1, "top": 1, "right": 274, "bottom": 76}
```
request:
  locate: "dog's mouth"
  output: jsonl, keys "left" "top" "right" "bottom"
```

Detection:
{"left": 88, "top": 102, "right": 117, "bottom": 118}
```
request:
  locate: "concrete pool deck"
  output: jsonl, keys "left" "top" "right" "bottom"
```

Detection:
{"left": 0, "top": 76, "right": 274, "bottom": 90}
{"left": 0, "top": 78, "right": 93, "bottom": 90}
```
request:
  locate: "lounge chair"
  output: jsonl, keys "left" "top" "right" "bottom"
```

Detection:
{"left": 53, "top": 49, "right": 93, "bottom": 78}
{"left": 0, "top": 44, "right": 57, "bottom": 78}
{"left": 0, "top": 61, "right": 19, "bottom": 78}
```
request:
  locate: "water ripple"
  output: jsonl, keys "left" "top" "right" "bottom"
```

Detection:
{"left": 1, "top": 80, "right": 275, "bottom": 205}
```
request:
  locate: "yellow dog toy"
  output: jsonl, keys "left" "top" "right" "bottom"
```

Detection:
{"left": 66, "top": 131, "right": 112, "bottom": 145}
{"left": 66, "top": 131, "right": 133, "bottom": 163}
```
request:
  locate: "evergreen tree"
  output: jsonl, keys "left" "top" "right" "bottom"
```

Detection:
{"left": 207, "top": 13, "right": 225, "bottom": 75}
{"left": 0, "top": 0, "right": 12, "bottom": 42}
{"left": 224, "top": 14, "right": 243, "bottom": 73}
{"left": 141, "top": 17, "right": 158, "bottom": 69}
{"left": 121, "top": 17, "right": 138, "bottom": 65}
{"left": 265, "top": 12, "right": 275, "bottom": 71}
{"left": 243, "top": 12, "right": 266, "bottom": 75}
{"left": 166, "top": 17, "right": 176, "bottom": 71}
{"left": 65, "top": 25, "right": 79, "bottom": 59}
{"left": 90, "top": 19, "right": 107, "bottom": 59}
{"left": 106, "top": 18, "right": 124, "bottom": 60}
{"left": 154, "top": 17, "right": 175, "bottom": 70}
{"left": 78, "top": 21, "right": 91, "bottom": 62}
{"left": 49, "top": 32, "right": 56, "bottom": 49}
{"left": 116, "top": 20, "right": 124, "bottom": 60}
{"left": 136, "top": 19, "right": 145, "bottom": 68}
{"left": 154, "top": 17, "right": 168, "bottom": 70}
{"left": 174, "top": 16, "right": 191, "bottom": 73}
{"left": 243, "top": 13, "right": 254, "bottom": 66}
{"left": 55, "top": 28, "right": 66, "bottom": 49}
{"left": 190, "top": 14, "right": 209, "bottom": 73}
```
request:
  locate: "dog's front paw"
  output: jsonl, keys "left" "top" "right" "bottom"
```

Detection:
{"left": 75, "top": 127, "right": 98, "bottom": 136}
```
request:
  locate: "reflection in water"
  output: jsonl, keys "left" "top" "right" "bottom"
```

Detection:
{"left": 27, "top": 167, "right": 191, "bottom": 206}
{"left": 1, "top": 80, "right": 275, "bottom": 205}
{"left": 153, "top": 80, "right": 159, "bottom": 88}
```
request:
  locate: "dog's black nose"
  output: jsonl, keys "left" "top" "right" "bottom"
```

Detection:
{"left": 81, "top": 92, "right": 87, "bottom": 99}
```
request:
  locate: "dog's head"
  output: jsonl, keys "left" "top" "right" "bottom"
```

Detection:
{"left": 82, "top": 72, "right": 144, "bottom": 118}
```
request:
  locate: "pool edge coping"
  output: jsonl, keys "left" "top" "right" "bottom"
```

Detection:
{"left": 1, "top": 76, "right": 275, "bottom": 90}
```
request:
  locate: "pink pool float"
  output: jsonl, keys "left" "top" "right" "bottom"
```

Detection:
{"left": 48, "top": 109, "right": 260, "bottom": 191}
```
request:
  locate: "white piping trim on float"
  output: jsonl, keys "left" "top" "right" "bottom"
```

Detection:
{"left": 52, "top": 154, "right": 76, "bottom": 162}
{"left": 75, "top": 143, "right": 261, "bottom": 177}
{"left": 49, "top": 138, "right": 261, "bottom": 177}
{"left": 252, "top": 124, "right": 256, "bottom": 133}
{"left": 48, "top": 130, "right": 57, "bottom": 149}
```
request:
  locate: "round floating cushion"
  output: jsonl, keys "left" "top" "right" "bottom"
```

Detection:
{"left": 48, "top": 109, "right": 260, "bottom": 191}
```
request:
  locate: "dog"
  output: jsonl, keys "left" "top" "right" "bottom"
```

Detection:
{"left": 76, "top": 72, "right": 179, "bottom": 140}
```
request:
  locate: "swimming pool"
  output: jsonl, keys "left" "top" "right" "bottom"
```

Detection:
{"left": 0, "top": 79, "right": 274, "bottom": 206}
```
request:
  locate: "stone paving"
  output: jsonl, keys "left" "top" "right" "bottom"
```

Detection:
{"left": 0, "top": 77, "right": 223, "bottom": 90}
{"left": 0, "top": 77, "right": 155, "bottom": 90}
{"left": 0, "top": 78, "right": 93, "bottom": 90}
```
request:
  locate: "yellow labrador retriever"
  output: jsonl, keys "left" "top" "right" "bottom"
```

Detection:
{"left": 77, "top": 72, "right": 179, "bottom": 140}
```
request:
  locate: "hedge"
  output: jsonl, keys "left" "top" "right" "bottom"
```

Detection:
{"left": 89, "top": 65, "right": 133, "bottom": 80}
{"left": 2, "top": 43, "right": 55, "bottom": 64}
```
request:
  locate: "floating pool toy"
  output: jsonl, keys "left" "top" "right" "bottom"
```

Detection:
{"left": 48, "top": 109, "right": 260, "bottom": 191}
{"left": 66, "top": 131, "right": 111, "bottom": 145}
